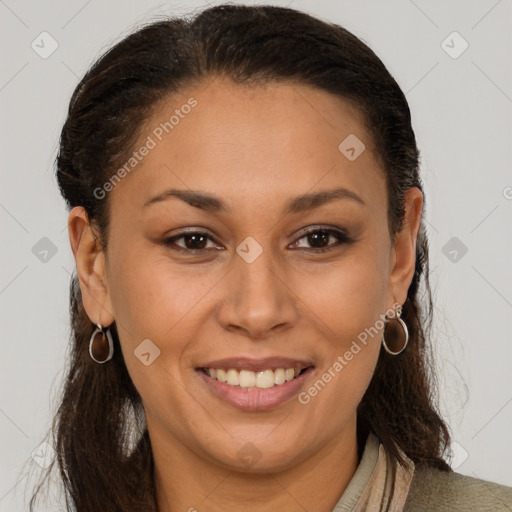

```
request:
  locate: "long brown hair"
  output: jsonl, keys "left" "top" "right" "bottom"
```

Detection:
{"left": 30, "top": 4, "right": 451, "bottom": 511}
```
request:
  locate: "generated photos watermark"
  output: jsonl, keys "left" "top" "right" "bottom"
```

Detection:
{"left": 298, "top": 302, "right": 400, "bottom": 405}
{"left": 93, "top": 97, "right": 198, "bottom": 200}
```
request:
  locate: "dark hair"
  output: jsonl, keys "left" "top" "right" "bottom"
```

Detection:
{"left": 30, "top": 4, "right": 451, "bottom": 511}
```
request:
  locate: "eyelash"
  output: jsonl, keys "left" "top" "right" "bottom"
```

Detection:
{"left": 161, "top": 227, "right": 353, "bottom": 255}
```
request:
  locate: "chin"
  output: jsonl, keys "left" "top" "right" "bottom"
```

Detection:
{"left": 205, "top": 436, "right": 311, "bottom": 474}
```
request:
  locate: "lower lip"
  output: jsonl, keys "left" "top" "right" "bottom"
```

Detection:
{"left": 196, "top": 367, "right": 315, "bottom": 411}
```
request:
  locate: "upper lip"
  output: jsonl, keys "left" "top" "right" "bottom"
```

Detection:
{"left": 197, "top": 356, "right": 315, "bottom": 372}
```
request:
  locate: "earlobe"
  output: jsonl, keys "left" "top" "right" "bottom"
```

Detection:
{"left": 68, "top": 206, "right": 115, "bottom": 326}
{"left": 387, "top": 187, "right": 424, "bottom": 307}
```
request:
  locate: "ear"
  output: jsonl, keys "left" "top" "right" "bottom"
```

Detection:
{"left": 68, "top": 206, "right": 115, "bottom": 327}
{"left": 387, "top": 187, "right": 424, "bottom": 308}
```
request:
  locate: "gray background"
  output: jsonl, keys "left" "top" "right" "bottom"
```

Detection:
{"left": 1, "top": 0, "right": 511, "bottom": 509}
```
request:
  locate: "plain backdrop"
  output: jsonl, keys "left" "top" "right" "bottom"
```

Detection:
{"left": 1, "top": 0, "right": 511, "bottom": 510}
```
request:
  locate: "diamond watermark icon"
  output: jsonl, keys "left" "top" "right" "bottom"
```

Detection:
{"left": 442, "top": 236, "right": 468, "bottom": 263}
{"left": 32, "top": 237, "right": 58, "bottom": 263}
{"left": 237, "top": 442, "right": 262, "bottom": 467}
{"left": 338, "top": 134, "right": 365, "bottom": 161}
{"left": 134, "top": 339, "right": 161, "bottom": 366}
{"left": 31, "top": 31, "right": 59, "bottom": 59}
{"left": 448, "top": 441, "right": 469, "bottom": 470}
{"left": 236, "top": 236, "right": 263, "bottom": 264}
{"left": 31, "top": 441, "right": 56, "bottom": 469}
{"left": 441, "top": 31, "right": 469, "bottom": 60}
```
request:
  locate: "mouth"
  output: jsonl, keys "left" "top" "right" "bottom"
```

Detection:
{"left": 194, "top": 357, "right": 315, "bottom": 411}
{"left": 197, "top": 366, "right": 312, "bottom": 390}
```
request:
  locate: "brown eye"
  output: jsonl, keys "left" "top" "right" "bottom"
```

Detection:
{"left": 293, "top": 228, "right": 352, "bottom": 252}
{"left": 181, "top": 233, "right": 208, "bottom": 250}
{"left": 306, "top": 231, "right": 330, "bottom": 248}
{"left": 162, "top": 231, "right": 221, "bottom": 252}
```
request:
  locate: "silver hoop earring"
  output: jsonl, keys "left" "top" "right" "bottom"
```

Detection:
{"left": 382, "top": 304, "right": 409, "bottom": 356}
{"left": 89, "top": 323, "right": 114, "bottom": 364}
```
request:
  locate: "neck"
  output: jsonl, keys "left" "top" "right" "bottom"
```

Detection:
{"left": 152, "top": 417, "right": 360, "bottom": 512}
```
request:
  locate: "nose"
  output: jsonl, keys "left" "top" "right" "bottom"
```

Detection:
{"left": 216, "top": 244, "right": 298, "bottom": 339}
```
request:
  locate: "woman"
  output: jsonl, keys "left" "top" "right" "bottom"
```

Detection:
{"left": 30, "top": 4, "right": 512, "bottom": 511}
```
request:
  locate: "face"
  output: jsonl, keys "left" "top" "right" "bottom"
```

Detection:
{"left": 70, "top": 77, "right": 422, "bottom": 475}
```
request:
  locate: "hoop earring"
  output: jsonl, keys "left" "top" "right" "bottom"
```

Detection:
{"left": 89, "top": 323, "right": 114, "bottom": 364}
{"left": 382, "top": 304, "right": 409, "bottom": 356}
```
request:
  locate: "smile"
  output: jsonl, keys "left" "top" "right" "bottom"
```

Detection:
{"left": 195, "top": 359, "right": 315, "bottom": 411}
{"left": 199, "top": 367, "right": 310, "bottom": 389}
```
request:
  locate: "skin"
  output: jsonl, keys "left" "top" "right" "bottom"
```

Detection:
{"left": 68, "top": 77, "right": 423, "bottom": 511}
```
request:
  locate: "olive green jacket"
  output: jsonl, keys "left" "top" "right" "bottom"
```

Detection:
{"left": 403, "top": 463, "right": 512, "bottom": 511}
{"left": 331, "top": 431, "right": 512, "bottom": 511}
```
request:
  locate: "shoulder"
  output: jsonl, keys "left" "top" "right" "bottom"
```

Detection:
{"left": 403, "top": 463, "right": 512, "bottom": 511}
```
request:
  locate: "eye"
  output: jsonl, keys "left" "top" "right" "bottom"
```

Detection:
{"left": 161, "top": 231, "right": 222, "bottom": 253}
{"left": 291, "top": 227, "right": 352, "bottom": 253}
{"left": 161, "top": 226, "right": 352, "bottom": 255}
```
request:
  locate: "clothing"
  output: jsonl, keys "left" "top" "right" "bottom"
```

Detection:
{"left": 331, "top": 431, "right": 512, "bottom": 511}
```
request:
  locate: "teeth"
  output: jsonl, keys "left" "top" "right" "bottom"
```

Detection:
{"left": 206, "top": 367, "right": 305, "bottom": 389}
{"left": 274, "top": 368, "right": 285, "bottom": 385}
{"left": 256, "top": 369, "right": 274, "bottom": 389}
{"left": 285, "top": 369, "right": 295, "bottom": 382}
{"left": 239, "top": 370, "right": 255, "bottom": 388}
{"left": 226, "top": 369, "right": 239, "bottom": 386}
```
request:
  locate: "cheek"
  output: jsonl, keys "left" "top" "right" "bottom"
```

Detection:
{"left": 106, "top": 252, "right": 197, "bottom": 426}
{"left": 106, "top": 244, "right": 222, "bottom": 389}
{"left": 292, "top": 242, "right": 387, "bottom": 414}
{"left": 296, "top": 347, "right": 378, "bottom": 446}
{"left": 298, "top": 243, "right": 389, "bottom": 344}
{"left": 296, "top": 258, "right": 386, "bottom": 434}
{"left": 108, "top": 242, "right": 212, "bottom": 339}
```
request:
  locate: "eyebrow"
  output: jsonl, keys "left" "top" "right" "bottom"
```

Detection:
{"left": 142, "top": 186, "right": 365, "bottom": 214}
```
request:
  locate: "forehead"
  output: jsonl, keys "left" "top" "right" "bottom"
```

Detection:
{"left": 109, "top": 77, "right": 385, "bottom": 215}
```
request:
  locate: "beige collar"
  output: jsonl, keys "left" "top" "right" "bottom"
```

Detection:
{"left": 331, "top": 432, "right": 415, "bottom": 512}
